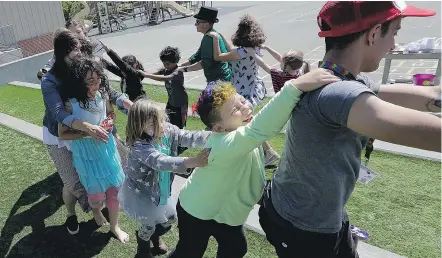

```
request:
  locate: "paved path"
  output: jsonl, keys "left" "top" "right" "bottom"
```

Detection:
{"left": 0, "top": 112, "right": 405, "bottom": 258}
{"left": 94, "top": 1, "right": 441, "bottom": 91}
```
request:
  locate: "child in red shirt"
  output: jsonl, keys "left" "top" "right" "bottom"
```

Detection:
{"left": 259, "top": 45, "right": 311, "bottom": 93}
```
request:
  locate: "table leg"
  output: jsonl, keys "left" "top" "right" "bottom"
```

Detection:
{"left": 434, "top": 59, "right": 441, "bottom": 86}
{"left": 382, "top": 58, "right": 392, "bottom": 84}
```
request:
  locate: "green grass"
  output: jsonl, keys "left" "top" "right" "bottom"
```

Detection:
{"left": 0, "top": 85, "right": 440, "bottom": 257}
{"left": 109, "top": 81, "right": 205, "bottom": 105}
{"left": 0, "top": 125, "right": 276, "bottom": 258}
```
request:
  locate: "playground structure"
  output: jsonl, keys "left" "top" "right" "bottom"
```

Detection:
{"left": 82, "top": 1, "right": 209, "bottom": 36}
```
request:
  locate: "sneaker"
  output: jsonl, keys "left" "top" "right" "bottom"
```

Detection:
{"left": 65, "top": 215, "right": 79, "bottom": 235}
{"left": 264, "top": 149, "right": 280, "bottom": 167}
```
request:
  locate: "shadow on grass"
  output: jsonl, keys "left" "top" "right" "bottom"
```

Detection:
{"left": 1, "top": 173, "right": 112, "bottom": 258}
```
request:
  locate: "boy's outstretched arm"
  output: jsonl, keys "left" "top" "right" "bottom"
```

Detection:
{"left": 377, "top": 84, "right": 441, "bottom": 112}
{"left": 139, "top": 70, "right": 173, "bottom": 82}
{"left": 347, "top": 93, "right": 441, "bottom": 152}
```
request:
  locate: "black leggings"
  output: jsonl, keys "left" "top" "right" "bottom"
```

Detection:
{"left": 169, "top": 201, "right": 248, "bottom": 258}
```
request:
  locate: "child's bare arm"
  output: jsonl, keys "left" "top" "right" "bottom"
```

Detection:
{"left": 207, "top": 32, "right": 241, "bottom": 62}
{"left": 58, "top": 101, "right": 86, "bottom": 140}
{"left": 58, "top": 123, "right": 87, "bottom": 140}
{"left": 261, "top": 44, "right": 283, "bottom": 63}
{"left": 255, "top": 54, "right": 272, "bottom": 74}
{"left": 139, "top": 71, "right": 173, "bottom": 82}
{"left": 219, "top": 33, "right": 234, "bottom": 52}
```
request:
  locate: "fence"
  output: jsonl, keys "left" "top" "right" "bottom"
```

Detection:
{"left": 89, "top": 1, "right": 210, "bottom": 36}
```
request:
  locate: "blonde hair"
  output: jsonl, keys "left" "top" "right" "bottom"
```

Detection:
{"left": 282, "top": 50, "right": 310, "bottom": 75}
{"left": 126, "top": 99, "right": 166, "bottom": 146}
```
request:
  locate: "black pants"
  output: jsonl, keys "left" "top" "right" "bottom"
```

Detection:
{"left": 169, "top": 201, "right": 248, "bottom": 258}
{"left": 166, "top": 103, "right": 187, "bottom": 129}
{"left": 166, "top": 103, "right": 188, "bottom": 155}
{"left": 259, "top": 187, "right": 358, "bottom": 258}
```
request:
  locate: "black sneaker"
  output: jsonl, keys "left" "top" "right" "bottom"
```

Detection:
{"left": 65, "top": 215, "right": 79, "bottom": 235}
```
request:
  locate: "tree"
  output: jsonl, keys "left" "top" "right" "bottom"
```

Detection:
{"left": 62, "top": 1, "right": 84, "bottom": 21}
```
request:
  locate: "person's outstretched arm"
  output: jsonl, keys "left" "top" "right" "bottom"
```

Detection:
{"left": 261, "top": 44, "right": 283, "bottom": 63}
{"left": 207, "top": 32, "right": 241, "bottom": 62}
{"left": 130, "top": 142, "right": 210, "bottom": 174}
{"left": 139, "top": 70, "right": 175, "bottom": 82}
{"left": 102, "top": 43, "right": 144, "bottom": 79}
{"left": 377, "top": 83, "right": 441, "bottom": 113}
{"left": 166, "top": 123, "right": 212, "bottom": 148}
{"left": 219, "top": 69, "right": 340, "bottom": 159}
{"left": 255, "top": 54, "right": 272, "bottom": 74}
{"left": 347, "top": 93, "right": 441, "bottom": 152}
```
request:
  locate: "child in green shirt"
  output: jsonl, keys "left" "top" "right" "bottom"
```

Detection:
{"left": 169, "top": 68, "right": 339, "bottom": 257}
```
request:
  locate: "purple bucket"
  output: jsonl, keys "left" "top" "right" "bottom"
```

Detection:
{"left": 413, "top": 74, "right": 435, "bottom": 86}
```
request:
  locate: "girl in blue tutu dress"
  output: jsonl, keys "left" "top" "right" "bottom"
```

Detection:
{"left": 58, "top": 57, "right": 128, "bottom": 243}
{"left": 118, "top": 99, "right": 211, "bottom": 257}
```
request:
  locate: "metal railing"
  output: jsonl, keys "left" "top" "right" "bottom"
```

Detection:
{"left": 91, "top": 1, "right": 211, "bottom": 36}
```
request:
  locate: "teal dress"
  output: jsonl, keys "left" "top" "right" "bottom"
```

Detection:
{"left": 70, "top": 93, "right": 125, "bottom": 194}
{"left": 155, "top": 136, "right": 172, "bottom": 205}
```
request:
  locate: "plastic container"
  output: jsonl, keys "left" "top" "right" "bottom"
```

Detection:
{"left": 413, "top": 74, "right": 435, "bottom": 86}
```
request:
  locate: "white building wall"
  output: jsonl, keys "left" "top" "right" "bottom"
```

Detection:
{"left": 0, "top": 1, "right": 64, "bottom": 42}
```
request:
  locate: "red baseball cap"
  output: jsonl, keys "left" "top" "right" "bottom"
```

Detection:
{"left": 317, "top": 1, "right": 436, "bottom": 37}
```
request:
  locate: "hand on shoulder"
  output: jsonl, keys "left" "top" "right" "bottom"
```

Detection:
{"left": 206, "top": 31, "right": 218, "bottom": 38}
{"left": 290, "top": 68, "right": 340, "bottom": 92}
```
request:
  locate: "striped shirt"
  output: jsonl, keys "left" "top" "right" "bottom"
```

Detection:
{"left": 270, "top": 68, "right": 301, "bottom": 93}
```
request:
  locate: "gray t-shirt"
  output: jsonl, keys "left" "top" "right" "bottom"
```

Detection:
{"left": 271, "top": 74, "right": 378, "bottom": 234}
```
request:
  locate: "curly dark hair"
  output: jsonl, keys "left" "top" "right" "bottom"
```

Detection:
{"left": 159, "top": 46, "right": 181, "bottom": 63}
{"left": 120, "top": 55, "right": 144, "bottom": 93}
{"left": 62, "top": 57, "right": 108, "bottom": 110}
{"left": 122, "top": 55, "right": 144, "bottom": 70}
{"left": 231, "top": 15, "right": 266, "bottom": 48}
{"left": 79, "top": 38, "right": 93, "bottom": 57}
